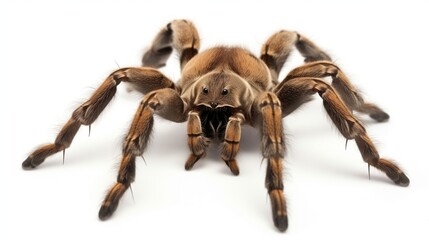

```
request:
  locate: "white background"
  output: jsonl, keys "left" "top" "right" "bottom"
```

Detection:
{"left": 1, "top": 0, "right": 428, "bottom": 239}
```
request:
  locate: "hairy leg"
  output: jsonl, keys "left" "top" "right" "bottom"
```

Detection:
{"left": 99, "top": 88, "right": 186, "bottom": 219}
{"left": 220, "top": 112, "right": 245, "bottom": 175}
{"left": 260, "top": 30, "right": 330, "bottom": 82}
{"left": 276, "top": 77, "right": 409, "bottom": 186}
{"left": 184, "top": 110, "right": 210, "bottom": 170}
{"left": 22, "top": 67, "right": 176, "bottom": 169}
{"left": 252, "top": 92, "right": 288, "bottom": 232}
{"left": 142, "top": 19, "right": 200, "bottom": 70}
{"left": 284, "top": 61, "right": 389, "bottom": 122}
{"left": 262, "top": 30, "right": 388, "bottom": 122}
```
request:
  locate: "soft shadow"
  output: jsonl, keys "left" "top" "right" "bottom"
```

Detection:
{"left": 240, "top": 126, "right": 261, "bottom": 153}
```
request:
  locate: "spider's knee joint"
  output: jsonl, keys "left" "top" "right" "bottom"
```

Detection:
{"left": 362, "top": 155, "right": 380, "bottom": 166}
{"left": 117, "top": 176, "right": 135, "bottom": 186}
{"left": 312, "top": 83, "right": 327, "bottom": 94}
{"left": 262, "top": 137, "right": 285, "bottom": 159}
{"left": 111, "top": 69, "right": 131, "bottom": 85}
{"left": 141, "top": 92, "right": 161, "bottom": 110}
{"left": 147, "top": 99, "right": 160, "bottom": 110}
{"left": 112, "top": 75, "right": 123, "bottom": 85}
{"left": 188, "top": 136, "right": 210, "bottom": 156}
{"left": 166, "top": 22, "right": 173, "bottom": 32}
{"left": 188, "top": 111, "right": 199, "bottom": 117}
{"left": 326, "top": 67, "right": 339, "bottom": 77}
{"left": 267, "top": 186, "right": 284, "bottom": 193}
{"left": 53, "top": 142, "right": 69, "bottom": 150}
{"left": 259, "top": 93, "right": 281, "bottom": 108}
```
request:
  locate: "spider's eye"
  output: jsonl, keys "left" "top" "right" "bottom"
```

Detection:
{"left": 221, "top": 89, "right": 229, "bottom": 95}
{"left": 202, "top": 87, "right": 209, "bottom": 94}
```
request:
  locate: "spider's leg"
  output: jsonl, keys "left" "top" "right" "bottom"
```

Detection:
{"left": 260, "top": 30, "right": 330, "bottom": 82}
{"left": 275, "top": 77, "right": 409, "bottom": 186}
{"left": 142, "top": 19, "right": 200, "bottom": 70}
{"left": 220, "top": 113, "right": 245, "bottom": 175}
{"left": 252, "top": 92, "right": 287, "bottom": 232}
{"left": 22, "top": 67, "right": 178, "bottom": 169}
{"left": 284, "top": 61, "right": 389, "bottom": 122}
{"left": 262, "top": 30, "right": 388, "bottom": 122}
{"left": 99, "top": 88, "right": 186, "bottom": 220}
{"left": 185, "top": 111, "right": 210, "bottom": 170}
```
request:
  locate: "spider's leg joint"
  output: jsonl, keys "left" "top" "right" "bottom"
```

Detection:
{"left": 111, "top": 69, "right": 130, "bottom": 85}
{"left": 166, "top": 22, "right": 172, "bottom": 32}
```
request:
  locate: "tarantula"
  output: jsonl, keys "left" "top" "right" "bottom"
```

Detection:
{"left": 22, "top": 20, "right": 409, "bottom": 231}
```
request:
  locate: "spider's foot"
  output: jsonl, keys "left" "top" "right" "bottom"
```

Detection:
{"left": 269, "top": 190, "right": 288, "bottom": 232}
{"left": 98, "top": 202, "right": 118, "bottom": 220}
{"left": 224, "top": 159, "right": 239, "bottom": 176}
{"left": 22, "top": 156, "right": 44, "bottom": 170}
{"left": 388, "top": 171, "right": 410, "bottom": 187}
{"left": 369, "top": 111, "right": 390, "bottom": 122}
{"left": 99, "top": 182, "right": 127, "bottom": 220}
{"left": 274, "top": 214, "right": 289, "bottom": 232}
{"left": 22, "top": 144, "right": 64, "bottom": 170}
{"left": 99, "top": 192, "right": 123, "bottom": 221}
{"left": 377, "top": 158, "right": 410, "bottom": 187}
{"left": 185, "top": 154, "right": 202, "bottom": 171}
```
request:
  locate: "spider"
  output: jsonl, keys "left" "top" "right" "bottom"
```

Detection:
{"left": 22, "top": 19, "right": 410, "bottom": 232}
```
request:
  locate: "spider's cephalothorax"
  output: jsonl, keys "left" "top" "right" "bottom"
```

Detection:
{"left": 22, "top": 20, "right": 409, "bottom": 232}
